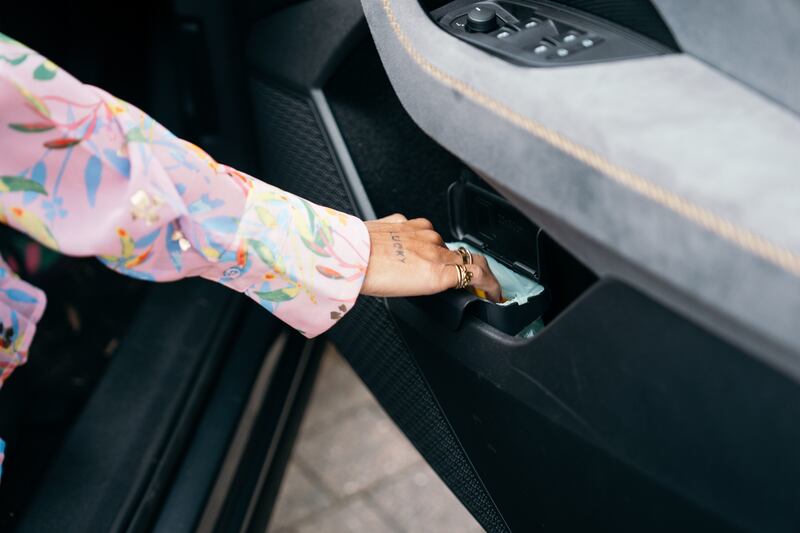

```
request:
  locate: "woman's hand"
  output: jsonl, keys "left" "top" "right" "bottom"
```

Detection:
{"left": 360, "top": 214, "right": 502, "bottom": 302}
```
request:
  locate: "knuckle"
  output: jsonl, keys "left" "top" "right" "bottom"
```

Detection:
{"left": 429, "top": 262, "right": 449, "bottom": 284}
{"left": 416, "top": 229, "right": 441, "bottom": 242}
{"left": 421, "top": 244, "right": 441, "bottom": 261}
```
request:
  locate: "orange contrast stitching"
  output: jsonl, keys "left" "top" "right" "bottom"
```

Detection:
{"left": 380, "top": 0, "right": 800, "bottom": 277}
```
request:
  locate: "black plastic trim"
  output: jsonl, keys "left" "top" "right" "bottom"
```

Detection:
{"left": 389, "top": 277, "right": 800, "bottom": 531}
{"left": 311, "top": 90, "right": 377, "bottom": 220}
{"left": 151, "top": 305, "right": 282, "bottom": 532}
{"left": 16, "top": 282, "right": 242, "bottom": 533}
{"left": 431, "top": 0, "right": 672, "bottom": 67}
{"left": 205, "top": 334, "right": 322, "bottom": 533}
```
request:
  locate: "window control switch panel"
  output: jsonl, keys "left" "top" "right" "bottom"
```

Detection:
{"left": 431, "top": 0, "right": 672, "bottom": 67}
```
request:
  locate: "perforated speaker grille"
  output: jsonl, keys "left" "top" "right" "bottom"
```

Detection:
{"left": 249, "top": 79, "right": 508, "bottom": 532}
{"left": 250, "top": 82, "right": 355, "bottom": 215}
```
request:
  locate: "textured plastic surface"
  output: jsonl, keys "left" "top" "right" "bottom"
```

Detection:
{"left": 326, "top": 43, "right": 462, "bottom": 233}
{"left": 251, "top": 82, "right": 357, "bottom": 215}
{"left": 331, "top": 297, "right": 509, "bottom": 532}
{"left": 390, "top": 280, "right": 800, "bottom": 531}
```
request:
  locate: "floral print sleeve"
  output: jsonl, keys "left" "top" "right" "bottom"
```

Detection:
{"left": 0, "top": 255, "right": 45, "bottom": 384}
{"left": 0, "top": 34, "right": 371, "bottom": 358}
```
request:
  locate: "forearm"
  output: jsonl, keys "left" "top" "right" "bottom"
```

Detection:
{"left": 0, "top": 32, "right": 370, "bottom": 337}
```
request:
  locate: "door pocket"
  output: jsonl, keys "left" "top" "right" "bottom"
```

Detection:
{"left": 403, "top": 172, "right": 597, "bottom": 338}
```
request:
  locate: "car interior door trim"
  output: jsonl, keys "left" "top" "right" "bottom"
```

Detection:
{"left": 363, "top": 0, "right": 800, "bottom": 381}
{"left": 377, "top": 0, "right": 800, "bottom": 280}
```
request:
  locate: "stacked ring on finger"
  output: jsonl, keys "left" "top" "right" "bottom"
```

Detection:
{"left": 453, "top": 264, "right": 474, "bottom": 290}
{"left": 456, "top": 246, "right": 473, "bottom": 265}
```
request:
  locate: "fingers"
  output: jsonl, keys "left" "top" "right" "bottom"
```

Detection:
{"left": 429, "top": 253, "right": 502, "bottom": 303}
{"left": 376, "top": 213, "right": 407, "bottom": 223}
{"left": 466, "top": 255, "right": 502, "bottom": 302}
{"left": 439, "top": 260, "right": 502, "bottom": 303}
{"left": 408, "top": 218, "right": 434, "bottom": 230}
{"left": 366, "top": 216, "right": 435, "bottom": 233}
{"left": 416, "top": 244, "right": 463, "bottom": 264}
{"left": 413, "top": 229, "right": 445, "bottom": 246}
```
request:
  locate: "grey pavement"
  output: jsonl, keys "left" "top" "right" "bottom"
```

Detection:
{"left": 267, "top": 345, "right": 484, "bottom": 533}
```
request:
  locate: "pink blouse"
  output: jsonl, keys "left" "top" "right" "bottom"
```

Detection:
{"left": 0, "top": 33, "right": 371, "bottom": 389}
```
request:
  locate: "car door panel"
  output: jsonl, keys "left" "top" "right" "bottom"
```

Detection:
{"left": 362, "top": 0, "right": 800, "bottom": 374}
{"left": 241, "top": 0, "right": 800, "bottom": 531}
{"left": 649, "top": 0, "right": 800, "bottom": 114}
{"left": 391, "top": 278, "right": 800, "bottom": 531}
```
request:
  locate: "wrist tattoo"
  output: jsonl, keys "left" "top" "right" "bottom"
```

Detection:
{"left": 390, "top": 232, "right": 407, "bottom": 263}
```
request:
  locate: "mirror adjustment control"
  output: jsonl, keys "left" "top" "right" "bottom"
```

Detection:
{"left": 450, "top": 15, "right": 468, "bottom": 30}
{"left": 466, "top": 5, "right": 498, "bottom": 33}
{"left": 432, "top": 0, "right": 673, "bottom": 67}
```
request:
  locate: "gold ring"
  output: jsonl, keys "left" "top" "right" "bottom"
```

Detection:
{"left": 456, "top": 246, "right": 473, "bottom": 265}
{"left": 452, "top": 264, "right": 473, "bottom": 290}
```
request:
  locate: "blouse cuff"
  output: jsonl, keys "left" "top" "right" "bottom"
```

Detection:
{"left": 201, "top": 178, "right": 370, "bottom": 338}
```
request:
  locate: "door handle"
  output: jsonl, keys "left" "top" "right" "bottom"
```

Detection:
{"left": 402, "top": 289, "right": 549, "bottom": 336}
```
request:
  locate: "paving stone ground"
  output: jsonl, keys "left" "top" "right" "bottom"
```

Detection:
{"left": 267, "top": 345, "right": 484, "bottom": 533}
